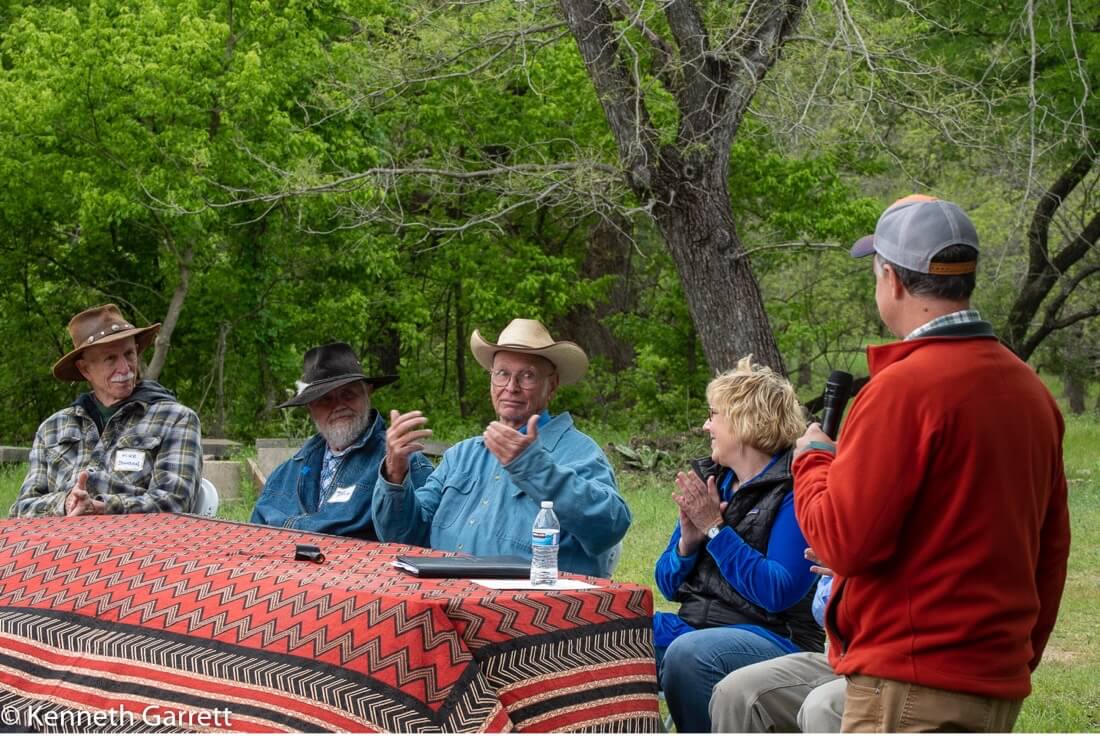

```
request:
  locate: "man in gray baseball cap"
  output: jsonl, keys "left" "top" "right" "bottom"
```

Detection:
{"left": 849, "top": 193, "right": 982, "bottom": 337}
{"left": 851, "top": 193, "right": 978, "bottom": 269}
{"left": 788, "top": 195, "right": 1069, "bottom": 731}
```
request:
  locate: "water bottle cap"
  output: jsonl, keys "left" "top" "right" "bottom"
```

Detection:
{"left": 540, "top": 501, "right": 553, "bottom": 509}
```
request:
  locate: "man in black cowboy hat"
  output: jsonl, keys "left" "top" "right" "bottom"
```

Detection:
{"left": 250, "top": 342, "right": 433, "bottom": 539}
{"left": 11, "top": 304, "right": 203, "bottom": 517}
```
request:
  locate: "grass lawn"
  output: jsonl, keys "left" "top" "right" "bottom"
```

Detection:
{"left": 0, "top": 413, "right": 1097, "bottom": 730}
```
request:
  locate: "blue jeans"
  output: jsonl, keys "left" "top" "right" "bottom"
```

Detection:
{"left": 660, "top": 626, "right": 792, "bottom": 733}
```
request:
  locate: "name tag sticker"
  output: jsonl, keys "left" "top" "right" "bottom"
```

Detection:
{"left": 114, "top": 449, "right": 146, "bottom": 472}
{"left": 327, "top": 485, "right": 356, "bottom": 504}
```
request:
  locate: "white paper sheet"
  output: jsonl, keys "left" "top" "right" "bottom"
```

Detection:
{"left": 471, "top": 578, "right": 598, "bottom": 590}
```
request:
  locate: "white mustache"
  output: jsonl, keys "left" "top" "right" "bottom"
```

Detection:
{"left": 110, "top": 373, "right": 135, "bottom": 384}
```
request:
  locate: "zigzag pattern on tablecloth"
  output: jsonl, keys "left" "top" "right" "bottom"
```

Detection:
{"left": 0, "top": 530, "right": 473, "bottom": 705}
{"left": 0, "top": 608, "right": 504, "bottom": 733}
{"left": 444, "top": 587, "right": 652, "bottom": 650}
{"left": 0, "top": 515, "right": 658, "bottom": 733}
{"left": 476, "top": 618, "right": 659, "bottom": 732}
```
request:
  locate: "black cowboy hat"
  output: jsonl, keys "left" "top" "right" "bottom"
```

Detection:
{"left": 278, "top": 342, "right": 397, "bottom": 408}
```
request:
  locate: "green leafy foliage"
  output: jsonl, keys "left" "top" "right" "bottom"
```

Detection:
{"left": 2, "top": 0, "right": 1092, "bottom": 445}
{"left": 609, "top": 442, "right": 671, "bottom": 472}
{"left": 0, "top": 0, "right": 890, "bottom": 442}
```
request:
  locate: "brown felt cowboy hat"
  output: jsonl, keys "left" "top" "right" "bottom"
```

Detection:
{"left": 52, "top": 304, "right": 160, "bottom": 382}
{"left": 470, "top": 319, "right": 588, "bottom": 386}
{"left": 278, "top": 342, "right": 397, "bottom": 408}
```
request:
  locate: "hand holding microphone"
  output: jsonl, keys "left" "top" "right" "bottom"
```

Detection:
{"left": 820, "top": 370, "right": 854, "bottom": 440}
{"left": 794, "top": 370, "right": 854, "bottom": 459}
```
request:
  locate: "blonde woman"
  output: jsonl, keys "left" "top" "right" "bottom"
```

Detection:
{"left": 653, "top": 357, "right": 823, "bottom": 732}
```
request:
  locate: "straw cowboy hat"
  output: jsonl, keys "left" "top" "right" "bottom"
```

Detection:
{"left": 278, "top": 342, "right": 397, "bottom": 408}
{"left": 52, "top": 304, "right": 160, "bottom": 382}
{"left": 470, "top": 319, "right": 588, "bottom": 386}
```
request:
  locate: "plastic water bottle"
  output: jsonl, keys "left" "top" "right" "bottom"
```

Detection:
{"left": 530, "top": 501, "right": 560, "bottom": 586}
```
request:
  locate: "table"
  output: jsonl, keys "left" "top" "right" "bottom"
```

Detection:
{"left": 0, "top": 515, "right": 659, "bottom": 732}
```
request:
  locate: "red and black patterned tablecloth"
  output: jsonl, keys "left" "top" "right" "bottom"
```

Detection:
{"left": 0, "top": 514, "right": 659, "bottom": 732}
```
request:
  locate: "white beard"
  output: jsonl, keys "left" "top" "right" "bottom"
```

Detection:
{"left": 317, "top": 410, "right": 371, "bottom": 452}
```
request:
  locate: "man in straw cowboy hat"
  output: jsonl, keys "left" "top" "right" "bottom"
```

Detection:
{"left": 251, "top": 342, "right": 432, "bottom": 538}
{"left": 11, "top": 304, "right": 202, "bottom": 517}
{"left": 373, "top": 319, "right": 630, "bottom": 577}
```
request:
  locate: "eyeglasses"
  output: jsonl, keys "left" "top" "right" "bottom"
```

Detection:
{"left": 490, "top": 368, "right": 546, "bottom": 389}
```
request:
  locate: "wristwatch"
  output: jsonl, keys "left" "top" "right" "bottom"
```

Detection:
{"left": 706, "top": 524, "right": 722, "bottom": 540}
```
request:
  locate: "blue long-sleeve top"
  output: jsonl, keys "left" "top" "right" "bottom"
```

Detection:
{"left": 373, "top": 411, "right": 630, "bottom": 577}
{"left": 654, "top": 472, "right": 817, "bottom": 613}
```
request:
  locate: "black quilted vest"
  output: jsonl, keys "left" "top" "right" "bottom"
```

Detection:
{"left": 674, "top": 450, "right": 825, "bottom": 653}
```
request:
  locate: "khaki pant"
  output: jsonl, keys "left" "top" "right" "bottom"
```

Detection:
{"left": 841, "top": 674, "right": 1023, "bottom": 732}
{"left": 709, "top": 651, "right": 844, "bottom": 732}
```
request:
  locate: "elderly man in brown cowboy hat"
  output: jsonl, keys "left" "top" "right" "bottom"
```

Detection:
{"left": 11, "top": 304, "right": 202, "bottom": 517}
{"left": 250, "top": 342, "right": 432, "bottom": 538}
{"left": 373, "top": 319, "right": 631, "bottom": 577}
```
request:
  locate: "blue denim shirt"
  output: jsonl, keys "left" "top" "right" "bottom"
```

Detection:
{"left": 813, "top": 575, "right": 832, "bottom": 628}
{"left": 372, "top": 412, "right": 631, "bottom": 577}
{"left": 251, "top": 410, "right": 432, "bottom": 539}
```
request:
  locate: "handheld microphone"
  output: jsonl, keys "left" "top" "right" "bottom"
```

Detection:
{"left": 820, "top": 370, "right": 854, "bottom": 440}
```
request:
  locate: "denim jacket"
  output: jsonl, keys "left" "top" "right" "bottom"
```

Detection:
{"left": 251, "top": 410, "right": 432, "bottom": 539}
{"left": 372, "top": 412, "right": 631, "bottom": 577}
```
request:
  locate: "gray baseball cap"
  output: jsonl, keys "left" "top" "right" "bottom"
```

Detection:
{"left": 851, "top": 194, "right": 979, "bottom": 275}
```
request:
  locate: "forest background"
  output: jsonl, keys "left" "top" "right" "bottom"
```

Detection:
{"left": 0, "top": 0, "right": 1096, "bottom": 441}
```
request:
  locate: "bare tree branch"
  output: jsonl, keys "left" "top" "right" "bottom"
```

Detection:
{"left": 557, "top": 0, "right": 659, "bottom": 190}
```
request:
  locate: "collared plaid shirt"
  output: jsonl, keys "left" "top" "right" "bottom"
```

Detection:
{"left": 320, "top": 445, "right": 352, "bottom": 494}
{"left": 11, "top": 381, "right": 202, "bottom": 517}
{"left": 905, "top": 309, "right": 983, "bottom": 340}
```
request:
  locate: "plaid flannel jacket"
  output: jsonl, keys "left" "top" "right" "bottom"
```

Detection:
{"left": 11, "top": 381, "right": 202, "bottom": 517}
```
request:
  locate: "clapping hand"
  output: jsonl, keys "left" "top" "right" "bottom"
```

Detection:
{"left": 673, "top": 470, "right": 724, "bottom": 533}
{"left": 672, "top": 470, "right": 725, "bottom": 555}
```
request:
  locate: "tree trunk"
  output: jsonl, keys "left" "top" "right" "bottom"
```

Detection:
{"left": 556, "top": 0, "right": 803, "bottom": 376}
{"left": 371, "top": 324, "right": 401, "bottom": 376}
{"left": 440, "top": 284, "right": 451, "bottom": 394}
{"left": 796, "top": 356, "right": 814, "bottom": 390}
{"left": 556, "top": 216, "right": 636, "bottom": 371}
{"left": 455, "top": 279, "right": 471, "bottom": 418}
{"left": 145, "top": 244, "right": 193, "bottom": 381}
{"left": 653, "top": 168, "right": 785, "bottom": 373}
{"left": 258, "top": 335, "right": 280, "bottom": 412}
{"left": 213, "top": 322, "right": 229, "bottom": 436}
{"left": 1063, "top": 371, "right": 1086, "bottom": 415}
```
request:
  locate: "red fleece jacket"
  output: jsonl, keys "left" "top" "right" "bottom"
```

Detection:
{"left": 794, "top": 335, "right": 1070, "bottom": 699}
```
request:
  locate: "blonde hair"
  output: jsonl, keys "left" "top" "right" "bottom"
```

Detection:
{"left": 705, "top": 356, "right": 805, "bottom": 455}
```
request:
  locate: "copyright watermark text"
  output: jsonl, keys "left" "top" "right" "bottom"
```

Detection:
{"left": 0, "top": 704, "right": 233, "bottom": 729}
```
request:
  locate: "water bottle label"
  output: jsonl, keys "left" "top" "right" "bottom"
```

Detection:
{"left": 532, "top": 529, "right": 559, "bottom": 546}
